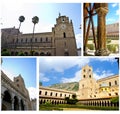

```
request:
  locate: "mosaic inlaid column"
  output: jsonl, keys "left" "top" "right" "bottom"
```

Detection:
{"left": 95, "top": 3, "right": 110, "bottom": 56}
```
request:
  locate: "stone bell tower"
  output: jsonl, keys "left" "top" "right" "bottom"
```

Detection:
{"left": 78, "top": 65, "right": 96, "bottom": 99}
{"left": 52, "top": 14, "right": 77, "bottom": 56}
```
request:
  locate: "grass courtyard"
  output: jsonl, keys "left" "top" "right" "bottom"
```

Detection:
{"left": 39, "top": 104, "right": 119, "bottom": 111}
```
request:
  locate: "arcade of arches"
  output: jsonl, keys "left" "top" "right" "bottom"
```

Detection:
{"left": 1, "top": 71, "right": 32, "bottom": 110}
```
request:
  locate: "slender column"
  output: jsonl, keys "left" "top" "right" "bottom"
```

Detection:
{"left": 19, "top": 99, "right": 21, "bottom": 110}
{"left": 95, "top": 4, "right": 110, "bottom": 56}
{"left": 11, "top": 98, "right": 14, "bottom": 110}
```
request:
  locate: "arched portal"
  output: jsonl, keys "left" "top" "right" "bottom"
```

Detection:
{"left": 14, "top": 96, "right": 19, "bottom": 110}
{"left": 21, "top": 99, "right": 24, "bottom": 110}
{"left": 2, "top": 90, "right": 12, "bottom": 110}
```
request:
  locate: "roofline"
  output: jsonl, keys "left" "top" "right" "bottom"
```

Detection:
{"left": 39, "top": 86, "right": 76, "bottom": 94}
{"left": 97, "top": 74, "right": 119, "bottom": 82}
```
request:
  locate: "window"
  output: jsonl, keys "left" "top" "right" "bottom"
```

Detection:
{"left": 115, "top": 80, "right": 117, "bottom": 85}
{"left": 89, "top": 75, "right": 91, "bottom": 78}
{"left": 109, "top": 82, "right": 111, "bottom": 86}
{"left": 30, "top": 38, "right": 32, "bottom": 42}
{"left": 16, "top": 79, "right": 19, "bottom": 82}
{"left": 40, "top": 38, "right": 42, "bottom": 42}
{"left": 60, "top": 94, "right": 62, "bottom": 97}
{"left": 63, "top": 32, "right": 66, "bottom": 38}
{"left": 109, "top": 93, "right": 111, "bottom": 96}
{"left": 17, "top": 84, "right": 19, "bottom": 87}
{"left": 50, "top": 92, "right": 52, "bottom": 96}
{"left": 46, "top": 37, "right": 48, "bottom": 42}
{"left": 21, "top": 39, "right": 23, "bottom": 43}
{"left": 26, "top": 38, "right": 27, "bottom": 43}
{"left": 39, "top": 91, "right": 42, "bottom": 95}
{"left": 65, "top": 94, "right": 66, "bottom": 97}
{"left": 35, "top": 38, "right": 37, "bottom": 42}
{"left": 115, "top": 93, "right": 118, "bottom": 96}
{"left": 83, "top": 75, "right": 85, "bottom": 78}
{"left": 82, "top": 84, "right": 84, "bottom": 88}
{"left": 45, "top": 91, "right": 47, "bottom": 96}
{"left": 83, "top": 69, "right": 85, "bottom": 72}
{"left": 55, "top": 93, "right": 57, "bottom": 97}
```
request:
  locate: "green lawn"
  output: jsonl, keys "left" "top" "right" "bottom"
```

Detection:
{"left": 39, "top": 104, "right": 119, "bottom": 111}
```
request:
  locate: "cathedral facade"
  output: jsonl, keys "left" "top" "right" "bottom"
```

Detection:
{"left": 1, "top": 15, "right": 77, "bottom": 56}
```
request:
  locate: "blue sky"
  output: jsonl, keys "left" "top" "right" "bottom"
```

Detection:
{"left": 92, "top": 3, "right": 119, "bottom": 26}
{"left": 39, "top": 57, "right": 119, "bottom": 86}
{"left": 1, "top": 58, "right": 37, "bottom": 99}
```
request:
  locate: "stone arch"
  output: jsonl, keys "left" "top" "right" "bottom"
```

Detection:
{"left": 64, "top": 52, "right": 69, "bottom": 56}
{"left": 15, "top": 52, "right": 18, "bottom": 56}
{"left": 34, "top": 52, "right": 39, "bottom": 56}
{"left": 14, "top": 96, "right": 19, "bottom": 110}
{"left": 11, "top": 51, "right": 15, "bottom": 56}
{"left": 20, "top": 99, "right": 24, "bottom": 110}
{"left": 40, "top": 52, "right": 45, "bottom": 56}
{"left": 24, "top": 52, "right": 28, "bottom": 56}
{"left": 46, "top": 52, "right": 51, "bottom": 56}
{"left": 2, "top": 90, "right": 12, "bottom": 110}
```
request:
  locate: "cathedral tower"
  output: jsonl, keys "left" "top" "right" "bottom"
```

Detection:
{"left": 78, "top": 65, "right": 96, "bottom": 99}
{"left": 52, "top": 14, "right": 77, "bottom": 56}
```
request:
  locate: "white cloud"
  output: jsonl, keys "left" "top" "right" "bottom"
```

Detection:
{"left": 39, "top": 57, "right": 90, "bottom": 74}
{"left": 116, "top": 9, "right": 120, "bottom": 15}
{"left": 106, "top": 18, "right": 116, "bottom": 23}
{"left": 93, "top": 58, "right": 117, "bottom": 63}
{"left": 40, "top": 73, "right": 50, "bottom": 82}
{"left": 27, "top": 87, "right": 37, "bottom": 99}
{"left": 75, "top": 34, "right": 82, "bottom": 48}
{"left": 112, "top": 3, "right": 117, "bottom": 8}
{"left": 93, "top": 70, "right": 114, "bottom": 80}
{"left": 61, "top": 70, "right": 81, "bottom": 83}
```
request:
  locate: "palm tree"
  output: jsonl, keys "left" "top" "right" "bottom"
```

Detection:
{"left": 31, "top": 16, "right": 39, "bottom": 55}
{"left": 18, "top": 16, "right": 25, "bottom": 30}
{"left": 15, "top": 16, "right": 25, "bottom": 55}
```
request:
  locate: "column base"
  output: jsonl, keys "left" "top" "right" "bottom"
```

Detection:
{"left": 95, "top": 49, "right": 110, "bottom": 56}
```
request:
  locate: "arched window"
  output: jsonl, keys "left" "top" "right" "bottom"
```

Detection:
{"left": 60, "top": 93, "right": 62, "bottom": 97}
{"left": 115, "top": 80, "right": 117, "bottom": 85}
{"left": 35, "top": 38, "right": 37, "bottom": 42}
{"left": 45, "top": 91, "right": 47, "bottom": 95}
{"left": 50, "top": 92, "right": 53, "bottom": 96}
{"left": 55, "top": 93, "right": 57, "bottom": 97}
{"left": 40, "top": 38, "right": 42, "bottom": 42}
{"left": 39, "top": 91, "right": 42, "bottom": 95}
{"left": 26, "top": 38, "right": 27, "bottom": 43}
{"left": 109, "top": 82, "right": 111, "bottom": 86}
{"left": 63, "top": 32, "right": 66, "bottom": 38}
{"left": 64, "top": 52, "right": 69, "bottom": 56}
{"left": 83, "top": 75, "right": 86, "bottom": 78}
{"left": 46, "top": 37, "right": 48, "bottom": 42}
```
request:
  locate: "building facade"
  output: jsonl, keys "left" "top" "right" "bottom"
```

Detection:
{"left": 1, "top": 15, "right": 77, "bottom": 56}
{"left": 39, "top": 86, "right": 76, "bottom": 104}
{"left": 39, "top": 65, "right": 119, "bottom": 107}
{"left": 1, "top": 71, "right": 33, "bottom": 110}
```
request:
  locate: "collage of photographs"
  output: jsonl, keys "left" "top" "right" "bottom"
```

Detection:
{"left": 0, "top": 0, "right": 120, "bottom": 112}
